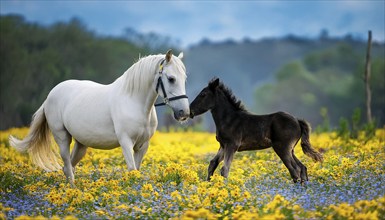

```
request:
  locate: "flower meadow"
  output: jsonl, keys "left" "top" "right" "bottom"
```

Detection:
{"left": 1, "top": 128, "right": 384, "bottom": 220}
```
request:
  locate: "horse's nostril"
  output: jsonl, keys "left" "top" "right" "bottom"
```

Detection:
{"left": 178, "top": 110, "right": 185, "bottom": 117}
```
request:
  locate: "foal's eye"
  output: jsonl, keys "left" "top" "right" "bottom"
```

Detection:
{"left": 168, "top": 77, "right": 176, "bottom": 84}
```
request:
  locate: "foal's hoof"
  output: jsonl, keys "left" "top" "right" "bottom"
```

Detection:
{"left": 293, "top": 179, "right": 306, "bottom": 185}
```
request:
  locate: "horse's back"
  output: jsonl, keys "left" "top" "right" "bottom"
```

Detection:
{"left": 44, "top": 80, "right": 119, "bottom": 147}
{"left": 45, "top": 79, "right": 108, "bottom": 115}
{"left": 47, "top": 79, "right": 100, "bottom": 101}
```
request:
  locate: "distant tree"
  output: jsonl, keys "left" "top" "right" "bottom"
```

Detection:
{"left": 254, "top": 60, "right": 321, "bottom": 123}
{"left": 304, "top": 43, "right": 359, "bottom": 73}
{"left": 319, "top": 29, "right": 329, "bottom": 41}
{"left": 363, "top": 31, "right": 372, "bottom": 123}
{"left": 198, "top": 38, "right": 212, "bottom": 46}
{"left": 123, "top": 27, "right": 179, "bottom": 51}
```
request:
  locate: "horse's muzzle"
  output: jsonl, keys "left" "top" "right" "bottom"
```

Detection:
{"left": 174, "top": 109, "right": 189, "bottom": 121}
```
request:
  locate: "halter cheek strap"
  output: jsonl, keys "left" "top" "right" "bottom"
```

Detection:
{"left": 154, "top": 59, "right": 188, "bottom": 107}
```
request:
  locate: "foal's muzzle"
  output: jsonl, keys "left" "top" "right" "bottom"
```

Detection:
{"left": 189, "top": 111, "right": 195, "bottom": 119}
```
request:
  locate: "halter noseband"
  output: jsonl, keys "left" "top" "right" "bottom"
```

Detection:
{"left": 155, "top": 59, "right": 188, "bottom": 107}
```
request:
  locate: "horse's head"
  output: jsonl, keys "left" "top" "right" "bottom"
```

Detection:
{"left": 155, "top": 50, "right": 190, "bottom": 121}
{"left": 189, "top": 77, "right": 220, "bottom": 118}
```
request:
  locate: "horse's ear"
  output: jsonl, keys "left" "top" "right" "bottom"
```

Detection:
{"left": 209, "top": 78, "right": 220, "bottom": 91}
{"left": 166, "top": 49, "right": 172, "bottom": 63}
{"left": 178, "top": 52, "right": 184, "bottom": 60}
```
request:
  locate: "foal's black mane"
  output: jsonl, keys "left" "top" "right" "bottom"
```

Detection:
{"left": 210, "top": 78, "right": 246, "bottom": 111}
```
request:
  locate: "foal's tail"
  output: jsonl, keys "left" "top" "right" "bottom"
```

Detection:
{"left": 298, "top": 119, "right": 324, "bottom": 162}
{"left": 9, "top": 103, "right": 61, "bottom": 171}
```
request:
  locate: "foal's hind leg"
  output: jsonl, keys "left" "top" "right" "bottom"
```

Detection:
{"left": 273, "top": 143, "right": 301, "bottom": 183}
{"left": 71, "top": 140, "right": 87, "bottom": 172}
{"left": 292, "top": 152, "right": 308, "bottom": 182}
{"left": 207, "top": 147, "right": 224, "bottom": 181}
{"left": 52, "top": 129, "right": 75, "bottom": 187}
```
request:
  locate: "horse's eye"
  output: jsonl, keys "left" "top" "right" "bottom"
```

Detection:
{"left": 200, "top": 92, "right": 206, "bottom": 97}
{"left": 168, "top": 77, "right": 176, "bottom": 84}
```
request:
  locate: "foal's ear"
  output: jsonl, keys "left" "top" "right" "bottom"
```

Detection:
{"left": 166, "top": 49, "right": 172, "bottom": 63}
{"left": 209, "top": 78, "right": 220, "bottom": 91}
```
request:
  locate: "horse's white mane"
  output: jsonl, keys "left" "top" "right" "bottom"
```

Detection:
{"left": 119, "top": 54, "right": 186, "bottom": 95}
{"left": 121, "top": 55, "right": 161, "bottom": 95}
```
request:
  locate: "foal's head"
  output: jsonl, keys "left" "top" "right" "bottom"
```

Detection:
{"left": 189, "top": 78, "right": 219, "bottom": 118}
{"left": 190, "top": 78, "right": 246, "bottom": 118}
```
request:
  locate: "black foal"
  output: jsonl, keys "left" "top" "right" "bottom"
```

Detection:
{"left": 189, "top": 78, "right": 323, "bottom": 183}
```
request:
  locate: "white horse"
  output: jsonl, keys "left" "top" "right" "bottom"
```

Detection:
{"left": 9, "top": 50, "right": 189, "bottom": 186}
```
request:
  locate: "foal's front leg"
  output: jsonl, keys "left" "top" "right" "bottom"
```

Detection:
{"left": 220, "top": 146, "right": 237, "bottom": 178}
{"left": 207, "top": 147, "right": 224, "bottom": 181}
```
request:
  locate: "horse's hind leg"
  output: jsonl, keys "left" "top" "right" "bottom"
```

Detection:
{"left": 292, "top": 152, "right": 308, "bottom": 182}
{"left": 273, "top": 143, "right": 301, "bottom": 183}
{"left": 71, "top": 140, "right": 87, "bottom": 172}
{"left": 52, "top": 129, "right": 75, "bottom": 187}
{"left": 207, "top": 147, "right": 224, "bottom": 181}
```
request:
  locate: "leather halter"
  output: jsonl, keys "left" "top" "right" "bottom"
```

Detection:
{"left": 154, "top": 59, "right": 188, "bottom": 107}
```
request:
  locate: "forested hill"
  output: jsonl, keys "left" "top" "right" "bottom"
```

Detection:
{"left": 1, "top": 15, "right": 384, "bottom": 130}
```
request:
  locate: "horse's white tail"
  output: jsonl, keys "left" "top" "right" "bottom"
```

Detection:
{"left": 9, "top": 104, "right": 61, "bottom": 171}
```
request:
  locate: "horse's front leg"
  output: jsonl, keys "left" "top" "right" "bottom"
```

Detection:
{"left": 134, "top": 141, "right": 149, "bottom": 170}
{"left": 220, "top": 146, "right": 237, "bottom": 178}
{"left": 119, "top": 136, "right": 136, "bottom": 171}
{"left": 207, "top": 146, "right": 224, "bottom": 181}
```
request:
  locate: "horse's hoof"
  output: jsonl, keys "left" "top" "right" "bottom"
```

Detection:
{"left": 70, "top": 181, "right": 76, "bottom": 188}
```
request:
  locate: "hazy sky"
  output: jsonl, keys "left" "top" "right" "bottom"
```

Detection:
{"left": 1, "top": 0, "right": 384, "bottom": 47}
